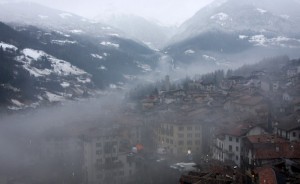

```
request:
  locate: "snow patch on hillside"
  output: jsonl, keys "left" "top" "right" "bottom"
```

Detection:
{"left": 77, "top": 77, "right": 91, "bottom": 83}
{"left": 0, "top": 42, "right": 17, "bottom": 51}
{"left": 184, "top": 49, "right": 195, "bottom": 55}
{"left": 239, "top": 35, "right": 249, "bottom": 40}
{"left": 107, "top": 33, "right": 120, "bottom": 37}
{"left": 51, "top": 40, "right": 77, "bottom": 45}
{"left": 18, "top": 48, "right": 88, "bottom": 77}
{"left": 54, "top": 31, "right": 71, "bottom": 37}
{"left": 99, "top": 66, "right": 107, "bottom": 70}
{"left": 100, "top": 41, "right": 119, "bottom": 48}
{"left": 11, "top": 99, "right": 24, "bottom": 107}
{"left": 256, "top": 8, "right": 267, "bottom": 14}
{"left": 70, "top": 30, "right": 84, "bottom": 34}
{"left": 210, "top": 13, "right": 229, "bottom": 21}
{"left": 45, "top": 91, "right": 64, "bottom": 102}
{"left": 23, "top": 48, "right": 44, "bottom": 60}
{"left": 249, "top": 35, "right": 268, "bottom": 46}
{"left": 61, "top": 82, "right": 70, "bottom": 88}
{"left": 249, "top": 35, "right": 300, "bottom": 48}
{"left": 91, "top": 54, "right": 103, "bottom": 60}
{"left": 202, "top": 55, "right": 216, "bottom": 61}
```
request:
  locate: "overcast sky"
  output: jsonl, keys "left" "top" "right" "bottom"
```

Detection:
{"left": 1, "top": 0, "right": 215, "bottom": 25}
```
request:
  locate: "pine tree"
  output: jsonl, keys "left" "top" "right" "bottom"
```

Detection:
{"left": 0, "top": 46, "right": 4, "bottom": 59}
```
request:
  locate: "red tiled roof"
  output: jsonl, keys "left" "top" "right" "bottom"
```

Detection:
{"left": 217, "top": 123, "right": 255, "bottom": 137}
{"left": 255, "top": 142, "right": 300, "bottom": 160}
{"left": 247, "top": 135, "right": 287, "bottom": 144}
{"left": 257, "top": 167, "right": 277, "bottom": 184}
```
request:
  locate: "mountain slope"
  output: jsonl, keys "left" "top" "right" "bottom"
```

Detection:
{"left": 166, "top": 0, "right": 300, "bottom": 67}
{"left": 0, "top": 20, "right": 159, "bottom": 111}
{"left": 95, "top": 14, "right": 176, "bottom": 49}
{"left": 174, "top": 0, "right": 300, "bottom": 41}
{"left": 0, "top": 2, "right": 121, "bottom": 38}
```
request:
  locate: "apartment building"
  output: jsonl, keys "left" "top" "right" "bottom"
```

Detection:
{"left": 212, "top": 123, "right": 267, "bottom": 167}
{"left": 82, "top": 126, "right": 136, "bottom": 184}
{"left": 155, "top": 121, "right": 202, "bottom": 156}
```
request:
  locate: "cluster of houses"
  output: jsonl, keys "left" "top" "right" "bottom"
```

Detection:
{"left": 138, "top": 59, "right": 300, "bottom": 183}
{"left": 4, "top": 59, "right": 300, "bottom": 184}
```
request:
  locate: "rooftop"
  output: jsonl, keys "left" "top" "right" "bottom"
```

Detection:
{"left": 255, "top": 142, "right": 300, "bottom": 160}
{"left": 256, "top": 167, "right": 277, "bottom": 184}
{"left": 246, "top": 134, "right": 287, "bottom": 144}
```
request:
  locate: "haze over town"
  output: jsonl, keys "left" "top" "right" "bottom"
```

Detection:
{"left": 1, "top": 0, "right": 300, "bottom": 184}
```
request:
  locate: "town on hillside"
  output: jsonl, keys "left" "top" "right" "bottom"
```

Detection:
{"left": 2, "top": 56, "right": 300, "bottom": 184}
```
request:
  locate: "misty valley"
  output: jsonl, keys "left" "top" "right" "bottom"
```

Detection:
{"left": 1, "top": 0, "right": 300, "bottom": 184}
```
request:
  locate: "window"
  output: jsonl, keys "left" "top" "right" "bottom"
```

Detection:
{"left": 229, "top": 145, "right": 232, "bottom": 151}
{"left": 96, "top": 150, "right": 102, "bottom": 155}
{"left": 236, "top": 155, "right": 239, "bottom": 161}
{"left": 293, "top": 132, "right": 296, "bottom": 137}
{"left": 178, "top": 133, "right": 184, "bottom": 138}
{"left": 195, "top": 140, "right": 201, "bottom": 145}
{"left": 96, "top": 158, "right": 102, "bottom": 164}
{"left": 187, "top": 140, "right": 193, "bottom": 145}
{"left": 187, "top": 126, "right": 193, "bottom": 131}
{"left": 195, "top": 133, "right": 201, "bottom": 137}
{"left": 229, "top": 136, "right": 232, "bottom": 141}
{"left": 195, "top": 126, "right": 201, "bottom": 131}
{"left": 96, "top": 143, "right": 102, "bottom": 147}
{"left": 178, "top": 140, "right": 184, "bottom": 145}
{"left": 236, "top": 146, "right": 239, "bottom": 152}
{"left": 187, "top": 133, "right": 193, "bottom": 138}
{"left": 178, "top": 126, "right": 184, "bottom": 131}
{"left": 119, "top": 171, "right": 124, "bottom": 176}
{"left": 170, "top": 139, "right": 173, "bottom": 144}
{"left": 236, "top": 138, "right": 239, "bottom": 143}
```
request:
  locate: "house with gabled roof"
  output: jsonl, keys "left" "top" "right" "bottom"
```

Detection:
{"left": 274, "top": 115, "right": 300, "bottom": 142}
{"left": 212, "top": 122, "right": 267, "bottom": 167}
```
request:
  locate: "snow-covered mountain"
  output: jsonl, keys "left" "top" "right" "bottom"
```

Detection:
{"left": 174, "top": 0, "right": 300, "bottom": 42}
{"left": 165, "top": 0, "right": 300, "bottom": 67}
{"left": 0, "top": 19, "right": 159, "bottom": 111}
{"left": 0, "top": 2, "right": 122, "bottom": 38}
{"left": 95, "top": 14, "right": 177, "bottom": 49}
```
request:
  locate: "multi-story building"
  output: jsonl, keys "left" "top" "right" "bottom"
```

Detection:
{"left": 82, "top": 126, "right": 136, "bottom": 184}
{"left": 274, "top": 115, "right": 300, "bottom": 142}
{"left": 213, "top": 132, "right": 242, "bottom": 167}
{"left": 212, "top": 123, "right": 267, "bottom": 167}
{"left": 155, "top": 120, "right": 202, "bottom": 156}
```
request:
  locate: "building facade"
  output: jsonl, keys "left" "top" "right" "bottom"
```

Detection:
{"left": 155, "top": 122, "right": 202, "bottom": 156}
{"left": 82, "top": 127, "right": 136, "bottom": 184}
